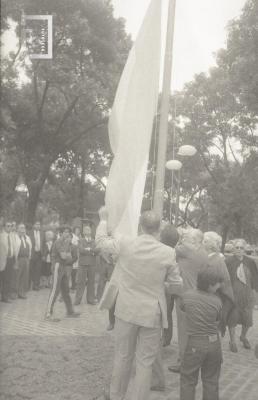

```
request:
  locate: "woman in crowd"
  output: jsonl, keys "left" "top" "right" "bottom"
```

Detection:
{"left": 225, "top": 238, "right": 258, "bottom": 351}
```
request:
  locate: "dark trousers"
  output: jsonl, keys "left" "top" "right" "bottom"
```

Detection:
{"left": 71, "top": 269, "right": 77, "bottom": 290}
{"left": 96, "top": 258, "right": 114, "bottom": 301}
{"left": 0, "top": 257, "right": 15, "bottom": 300}
{"left": 10, "top": 263, "right": 19, "bottom": 298}
{"left": 17, "top": 257, "right": 30, "bottom": 297}
{"left": 75, "top": 265, "right": 95, "bottom": 304}
{"left": 46, "top": 264, "right": 73, "bottom": 316}
{"left": 163, "top": 294, "right": 175, "bottom": 346}
{"left": 109, "top": 302, "right": 116, "bottom": 326}
{"left": 30, "top": 252, "right": 42, "bottom": 289}
{"left": 180, "top": 335, "right": 222, "bottom": 400}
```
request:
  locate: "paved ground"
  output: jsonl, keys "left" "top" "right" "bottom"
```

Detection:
{"left": 0, "top": 289, "right": 258, "bottom": 400}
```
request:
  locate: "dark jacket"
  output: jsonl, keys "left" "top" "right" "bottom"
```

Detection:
{"left": 28, "top": 230, "right": 44, "bottom": 256}
{"left": 52, "top": 238, "right": 78, "bottom": 267}
{"left": 42, "top": 240, "right": 54, "bottom": 263}
{"left": 207, "top": 253, "right": 235, "bottom": 336}
{"left": 226, "top": 255, "right": 258, "bottom": 292}
{"left": 78, "top": 237, "right": 96, "bottom": 266}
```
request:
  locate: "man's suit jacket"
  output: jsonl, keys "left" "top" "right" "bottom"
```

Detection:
{"left": 78, "top": 237, "right": 96, "bottom": 266}
{"left": 14, "top": 235, "right": 32, "bottom": 260}
{"left": 28, "top": 230, "right": 44, "bottom": 257}
{"left": 0, "top": 231, "right": 19, "bottom": 271}
{"left": 40, "top": 240, "right": 54, "bottom": 263}
{"left": 96, "top": 221, "right": 182, "bottom": 329}
{"left": 0, "top": 232, "right": 10, "bottom": 271}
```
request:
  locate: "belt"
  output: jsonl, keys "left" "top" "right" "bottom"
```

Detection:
{"left": 189, "top": 334, "right": 218, "bottom": 343}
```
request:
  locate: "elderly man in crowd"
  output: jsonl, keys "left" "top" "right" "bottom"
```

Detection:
{"left": 74, "top": 225, "right": 97, "bottom": 306}
{"left": 15, "top": 223, "right": 32, "bottom": 299}
{"left": 96, "top": 207, "right": 182, "bottom": 400}
{"left": 9, "top": 221, "right": 20, "bottom": 299}
{"left": 169, "top": 228, "right": 209, "bottom": 373}
{"left": 0, "top": 221, "right": 16, "bottom": 302}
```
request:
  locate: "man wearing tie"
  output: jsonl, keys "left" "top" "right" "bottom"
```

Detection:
{"left": 74, "top": 225, "right": 97, "bottom": 305}
{"left": 0, "top": 221, "right": 15, "bottom": 302}
{"left": 29, "top": 221, "right": 43, "bottom": 291}
{"left": 16, "top": 223, "right": 32, "bottom": 299}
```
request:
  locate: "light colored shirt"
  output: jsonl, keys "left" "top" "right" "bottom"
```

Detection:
{"left": 8, "top": 233, "right": 14, "bottom": 257}
{"left": 34, "top": 230, "right": 41, "bottom": 252}
{"left": 46, "top": 241, "right": 52, "bottom": 263}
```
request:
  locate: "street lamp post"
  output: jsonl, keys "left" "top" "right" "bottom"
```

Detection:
{"left": 15, "top": 181, "right": 29, "bottom": 221}
{"left": 166, "top": 145, "right": 197, "bottom": 226}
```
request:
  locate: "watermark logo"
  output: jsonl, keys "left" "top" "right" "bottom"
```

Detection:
{"left": 22, "top": 15, "right": 53, "bottom": 59}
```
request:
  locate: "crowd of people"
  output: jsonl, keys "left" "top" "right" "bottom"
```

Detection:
{"left": 1, "top": 212, "right": 258, "bottom": 400}
{"left": 0, "top": 220, "right": 113, "bottom": 324}
{"left": 94, "top": 208, "right": 258, "bottom": 400}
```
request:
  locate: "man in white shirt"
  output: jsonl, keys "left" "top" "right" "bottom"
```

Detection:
{"left": 9, "top": 221, "right": 20, "bottom": 299}
{"left": 96, "top": 207, "right": 183, "bottom": 400}
{"left": 0, "top": 221, "right": 15, "bottom": 302}
{"left": 16, "top": 223, "right": 32, "bottom": 299}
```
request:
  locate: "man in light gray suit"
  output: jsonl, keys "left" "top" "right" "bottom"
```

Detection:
{"left": 96, "top": 208, "right": 182, "bottom": 400}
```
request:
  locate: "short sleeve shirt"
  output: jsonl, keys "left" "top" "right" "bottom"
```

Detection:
{"left": 181, "top": 289, "right": 222, "bottom": 336}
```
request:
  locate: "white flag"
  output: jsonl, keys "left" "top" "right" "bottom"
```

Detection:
{"left": 105, "top": 0, "right": 162, "bottom": 237}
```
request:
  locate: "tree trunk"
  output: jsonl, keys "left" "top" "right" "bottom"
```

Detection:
{"left": 78, "top": 155, "right": 87, "bottom": 218}
{"left": 221, "top": 225, "right": 229, "bottom": 253}
{"left": 26, "top": 184, "right": 43, "bottom": 226}
{"left": 25, "top": 163, "right": 52, "bottom": 225}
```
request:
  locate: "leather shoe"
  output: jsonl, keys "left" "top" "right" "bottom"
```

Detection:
{"left": 66, "top": 312, "right": 80, "bottom": 318}
{"left": 168, "top": 364, "right": 180, "bottom": 373}
{"left": 45, "top": 314, "right": 60, "bottom": 322}
{"left": 229, "top": 341, "right": 238, "bottom": 353}
{"left": 106, "top": 323, "right": 114, "bottom": 331}
{"left": 18, "top": 295, "right": 27, "bottom": 300}
{"left": 1, "top": 298, "right": 11, "bottom": 303}
{"left": 240, "top": 336, "right": 251, "bottom": 349}
{"left": 87, "top": 300, "right": 98, "bottom": 305}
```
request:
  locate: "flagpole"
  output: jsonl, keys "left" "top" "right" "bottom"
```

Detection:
{"left": 153, "top": 0, "right": 177, "bottom": 217}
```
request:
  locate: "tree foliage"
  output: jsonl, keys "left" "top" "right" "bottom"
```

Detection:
{"left": 1, "top": 0, "right": 130, "bottom": 223}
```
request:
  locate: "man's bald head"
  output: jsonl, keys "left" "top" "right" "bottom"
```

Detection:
{"left": 140, "top": 211, "right": 160, "bottom": 235}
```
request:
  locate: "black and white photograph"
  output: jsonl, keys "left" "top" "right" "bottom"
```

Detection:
{"left": 1, "top": 0, "right": 258, "bottom": 399}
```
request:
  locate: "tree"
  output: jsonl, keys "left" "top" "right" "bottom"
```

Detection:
{"left": 164, "top": 57, "right": 258, "bottom": 243}
{"left": 1, "top": 0, "right": 131, "bottom": 223}
{"left": 217, "top": 0, "right": 258, "bottom": 117}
